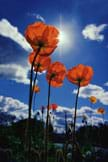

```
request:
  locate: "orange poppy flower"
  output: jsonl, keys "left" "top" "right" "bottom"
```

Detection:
{"left": 28, "top": 51, "right": 51, "bottom": 72}
{"left": 33, "top": 85, "right": 40, "bottom": 93}
{"left": 46, "top": 62, "right": 66, "bottom": 87}
{"left": 48, "top": 104, "right": 58, "bottom": 110}
{"left": 97, "top": 108, "right": 105, "bottom": 114}
{"left": 51, "top": 103, "right": 58, "bottom": 110}
{"left": 25, "top": 22, "right": 59, "bottom": 56}
{"left": 89, "top": 96, "right": 97, "bottom": 104}
{"left": 67, "top": 64, "right": 94, "bottom": 87}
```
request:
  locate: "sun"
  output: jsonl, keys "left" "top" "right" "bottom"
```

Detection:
{"left": 56, "top": 16, "right": 75, "bottom": 56}
{"left": 58, "top": 26, "right": 71, "bottom": 48}
{"left": 58, "top": 30, "right": 69, "bottom": 46}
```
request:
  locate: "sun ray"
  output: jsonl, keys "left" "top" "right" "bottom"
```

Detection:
{"left": 56, "top": 14, "right": 75, "bottom": 56}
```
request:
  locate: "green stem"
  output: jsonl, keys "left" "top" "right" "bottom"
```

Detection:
{"left": 26, "top": 48, "right": 40, "bottom": 162}
{"left": 72, "top": 83, "right": 80, "bottom": 162}
{"left": 45, "top": 80, "right": 51, "bottom": 162}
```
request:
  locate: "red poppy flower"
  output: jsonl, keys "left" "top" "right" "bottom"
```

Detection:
{"left": 67, "top": 64, "right": 94, "bottom": 87}
{"left": 89, "top": 96, "right": 97, "bottom": 104}
{"left": 28, "top": 51, "right": 51, "bottom": 72}
{"left": 48, "top": 104, "right": 58, "bottom": 111}
{"left": 51, "top": 104, "right": 58, "bottom": 110}
{"left": 97, "top": 108, "right": 105, "bottom": 114}
{"left": 46, "top": 62, "right": 66, "bottom": 87}
{"left": 25, "top": 22, "right": 59, "bottom": 56}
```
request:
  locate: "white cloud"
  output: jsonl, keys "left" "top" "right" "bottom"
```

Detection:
{"left": 0, "top": 64, "right": 30, "bottom": 84}
{"left": 82, "top": 24, "right": 107, "bottom": 41}
{"left": 56, "top": 106, "right": 73, "bottom": 113}
{"left": 0, "top": 96, "right": 28, "bottom": 120}
{"left": 54, "top": 125, "right": 65, "bottom": 134}
{"left": 56, "top": 105, "right": 96, "bottom": 116}
{"left": 0, "top": 18, "right": 31, "bottom": 51}
{"left": 104, "top": 82, "right": 108, "bottom": 86}
{"left": 0, "top": 18, "right": 46, "bottom": 84}
{"left": 0, "top": 18, "right": 31, "bottom": 84}
{"left": 73, "top": 84, "right": 108, "bottom": 105}
{"left": 52, "top": 105, "right": 104, "bottom": 133}
{"left": 90, "top": 116, "right": 104, "bottom": 125}
{"left": 0, "top": 96, "right": 104, "bottom": 129}
{"left": 78, "top": 106, "right": 96, "bottom": 115}
{"left": 55, "top": 106, "right": 98, "bottom": 128}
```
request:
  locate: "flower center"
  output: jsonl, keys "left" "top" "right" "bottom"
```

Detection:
{"left": 36, "top": 40, "right": 46, "bottom": 48}
{"left": 77, "top": 78, "right": 82, "bottom": 83}
{"left": 50, "top": 73, "right": 56, "bottom": 79}
{"left": 34, "top": 63, "right": 42, "bottom": 70}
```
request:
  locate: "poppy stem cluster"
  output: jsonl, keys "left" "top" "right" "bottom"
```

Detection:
{"left": 45, "top": 62, "right": 66, "bottom": 162}
{"left": 25, "top": 21, "right": 59, "bottom": 162}
{"left": 66, "top": 64, "right": 94, "bottom": 162}
{"left": 32, "top": 70, "right": 39, "bottom": 112}
{"left": 25, "top": 21, "right": 94, "bottom": 162}
{"left": 26, "top": 48, "right": 40, "bottom": 162}
{"left": 28, "top": 48, "right": 40, "bottom": 114}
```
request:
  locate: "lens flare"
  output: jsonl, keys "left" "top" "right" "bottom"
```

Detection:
{"left": 58, "top": 30, "right": 68, "bottom": 46}
{"left": 56, "top": 15, "right": 75, "bottom": 56}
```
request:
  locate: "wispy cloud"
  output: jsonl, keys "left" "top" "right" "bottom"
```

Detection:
{"left": 0, "top": 18, "right": 33, "bottom": 84}
{"left": 27, "top": 13, "right": 45, "bottom": 22}
{"left": 73, "top": 84, "right": 108, "bottom": 105}
{"left": 0, "top": 18, "right": 31, "bottom": 51}
{"left": 82, "top": 24, "right": 107, "bottom": 41}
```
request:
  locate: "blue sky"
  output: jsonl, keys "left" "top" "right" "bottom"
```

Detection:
{"left": 0, "top": 0, "right": 108, "bottom": 131}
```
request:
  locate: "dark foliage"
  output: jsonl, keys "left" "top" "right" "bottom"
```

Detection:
{"left": 0, "top": 119, "right": 108, "bottom": 162}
